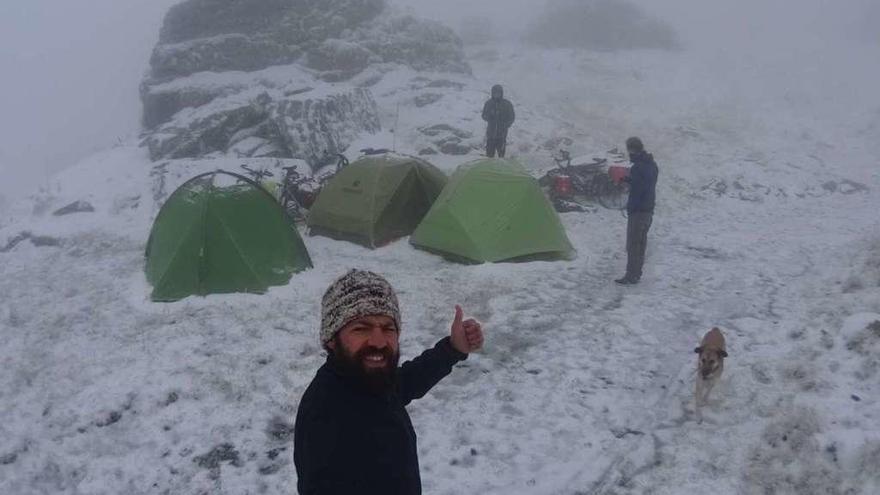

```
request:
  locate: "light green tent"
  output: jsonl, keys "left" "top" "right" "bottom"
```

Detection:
{"left": 307, "top": 154, "right": 447, "bottom": 248}
{"left": 410, "top": 158, "right": 575, "bottom": 263}
{"left": 145, "top": 171, "right": 312, "bottom": 302}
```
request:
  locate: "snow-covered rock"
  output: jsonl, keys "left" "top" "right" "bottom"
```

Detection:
{"left": 144, "top": 86, "right": 380, "bottom": 165}
{"left": 139, "top": 0, "right": 470, "bottom": 167}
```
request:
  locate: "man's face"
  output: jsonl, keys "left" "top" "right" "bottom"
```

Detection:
{"left": 328, "top": 315, "right": 400, "bottom": 387}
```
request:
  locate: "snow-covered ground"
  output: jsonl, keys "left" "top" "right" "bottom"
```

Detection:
{"left": 1, "top": 39, "right": 879, "bottom": 494}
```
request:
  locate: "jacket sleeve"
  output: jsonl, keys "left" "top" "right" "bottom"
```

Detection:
{"left": 505, "top": 101, "right": 515, "bottom": 128}
{"left": 481, "top": 100, "right": 491, "bottom": 122}
{"left": 397, "top": 337, "right": 467, "bottom": 405}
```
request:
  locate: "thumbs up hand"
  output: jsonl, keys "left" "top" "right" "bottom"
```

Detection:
{"left": 450, "top": 304, "right": 484, "bottom": 354}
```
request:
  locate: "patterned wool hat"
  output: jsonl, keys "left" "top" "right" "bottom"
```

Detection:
{"left": 320, "top": 269, "right": 401, "bottom": 345}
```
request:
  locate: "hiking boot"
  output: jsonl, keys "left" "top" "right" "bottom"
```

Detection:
{"left": 614, "top": 277, "right": 636, "bottom": 285}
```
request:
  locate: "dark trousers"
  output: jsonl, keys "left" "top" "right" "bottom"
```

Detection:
{"left": 486, "top": 138, "right": 506, "bottom": 158}
{"left": 625, "top": 211, "right": 653, "bottom": 280}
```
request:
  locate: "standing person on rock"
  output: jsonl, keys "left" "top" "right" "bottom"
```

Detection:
{"left": 615, "top": 137, "right": 659, "bottom": 285}
{"left": 294, "top": 269, "right": 484, "bottom": 495}
{"left": 481, "top": 84, "right": 515, "bottom": 158}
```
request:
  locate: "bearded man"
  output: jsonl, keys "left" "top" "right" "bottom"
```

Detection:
{"left": 294, "top": 269, "right": 484, "bottom": 495}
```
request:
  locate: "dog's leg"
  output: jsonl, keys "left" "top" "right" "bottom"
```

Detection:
{"left": 703, "top": 377, "right": 717, "bottom": 407}
{"left": 695, "top": 377, "right": 704, "bottom": 423}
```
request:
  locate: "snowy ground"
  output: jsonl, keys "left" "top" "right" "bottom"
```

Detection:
{"left": 2, "top": 40, "right": 880, "bottom": 494}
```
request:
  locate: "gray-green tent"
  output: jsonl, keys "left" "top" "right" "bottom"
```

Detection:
{"left": 307, "top": 154, "right": 447, "bottom": 248}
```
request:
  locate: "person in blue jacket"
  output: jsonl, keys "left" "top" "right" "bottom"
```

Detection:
{"left": 616, "top": 137, "right": 659, "bottom": 285}
{"left": 294, "top": 269, "right": 484, "bottom": 494}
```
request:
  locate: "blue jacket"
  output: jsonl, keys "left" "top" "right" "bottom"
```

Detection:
{"left": 626, "top": 152, "right": 658, "bottom": 213}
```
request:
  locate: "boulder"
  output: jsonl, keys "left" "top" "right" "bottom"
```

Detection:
{"left": 306, "top": 39, "right": 375, "bottom": 75}
{"left": 353, "top": 15, "right": 471, "bottom": 74}
{"left": 139, "top": 0, "right": 470, "bottom": 167}
{"left": 271, "top": 88, "right": 381, "bottom": 164}
{"left": 53, "top": 201, "right": 95, "bottom": 216}
{"left": 419, "top": 124, "right": 472, "bottom": 139}
{"left": 1, "top": 231, "right": 63, "bottom": 253}
{"left": 414, "top": 93, "right": 443, "bottom": 107}
{"left": 150, "top": 0, "right": 388, "bottom": 81}
{"left": 149, "top": 34, "right": 302, "bottom": 81}
{"left": 144, "top": 94, "right": 272, "bottom": 160}
{"left": 141, "top": 82, "right": 243, "bottom": 129}
{"left": 438, "top": 139, "right": 473, "bottom": 156}
{"left": 145, "top": 87, "right": 380, "bottom": 166}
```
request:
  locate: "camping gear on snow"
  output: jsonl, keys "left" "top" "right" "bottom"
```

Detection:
{"left": 553, "top": 175, "right": 573, "bottom": 199}
{"left": 608, "top": 165, "right": 629, "bottom": 184}
{"left": 538, "top": 149, "right": 629, "bottom": 211}
{"left": 307, "top": 154, "right": 447, "bottom": 248}
{"left": 145, "top": 171, "right": 312, "bottom": 302}
{"left": 410, "top": 158, "right": 575, "bottom": 263}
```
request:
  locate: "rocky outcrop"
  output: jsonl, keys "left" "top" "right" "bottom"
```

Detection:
{"left": 349, "top": 15, "right": 471, "bottom": 74}
{"left": 140, "top": 0, "right": 470, "bottom": 166}
{"left": 144, "top": 87, "right": 380, "bottom": 164}
{"left": 151, "top": 0, "right": 385, "bottom": 80}
{"left": 149, "top": 34, "right": 303, "bottom": 81}
{"left": 416, "top": 124, "right": 480, "bottom": 156}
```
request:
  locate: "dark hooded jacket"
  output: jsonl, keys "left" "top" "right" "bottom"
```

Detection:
{"left": 625, "top": 151, "right": 659, "bottom": 213}
{"left": 481, "top": 86, "right": 515, "bottom": 140}
{"left": 294, "top": 337, "right": 466, "bottom": 495}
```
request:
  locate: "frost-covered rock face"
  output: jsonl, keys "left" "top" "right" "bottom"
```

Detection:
{"left": 139, "top": 0, "right": 470, "bottom": 166}
{"left": 150, "top": 0, "right": 386, "bottom": 80}
{"left": 144, "top": 87, "right": 380, "bottom": 165}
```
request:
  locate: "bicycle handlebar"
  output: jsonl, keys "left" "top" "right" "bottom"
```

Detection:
{"left": 240, "top": 164, "right": 274, "bottom": 179}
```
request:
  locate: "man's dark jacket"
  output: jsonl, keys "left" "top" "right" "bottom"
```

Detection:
{"left": 294, "top": 337, "right": 467, "bottom": 495}
{"left": 625, "top": 152, "right": 659, "bottom": 213}
{"left": 481, "top": 97, "right": 515, "bottom": 140}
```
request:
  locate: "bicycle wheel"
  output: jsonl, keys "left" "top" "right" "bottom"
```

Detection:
{"left": 595, "top": 175, "right": 629, "bottom": 210}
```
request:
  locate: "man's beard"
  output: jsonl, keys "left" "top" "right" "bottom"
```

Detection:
{"left": 331, "top": 341, "right": 400, "bottom": 394}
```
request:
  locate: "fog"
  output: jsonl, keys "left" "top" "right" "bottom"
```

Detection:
{"left": 0, "top": 0, "right": 178, "bottom": 201}
{"left": 0, "top": 0, "right": 876, "bottom": 203}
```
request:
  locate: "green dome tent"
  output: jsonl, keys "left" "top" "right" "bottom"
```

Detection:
{"left": 145, "top": 171, "right": 312, "bottom": 302}
{"left": 410, "top": 158, "right": 575, "bottom": 263}
{"left": 307, "top": 154, "right": 447, "bottom": 248}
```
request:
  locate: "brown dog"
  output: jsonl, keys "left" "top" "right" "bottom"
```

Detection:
{"left": 694, "top": 327, "right": 728, "bottom": 422}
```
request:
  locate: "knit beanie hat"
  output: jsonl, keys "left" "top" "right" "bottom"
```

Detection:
{"left": 320, "top": 269, "right": 401, "bottom": 345}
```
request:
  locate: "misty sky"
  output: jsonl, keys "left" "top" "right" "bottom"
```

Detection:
{"left": 1, "top": 0, "right": 876, "bottom": 201}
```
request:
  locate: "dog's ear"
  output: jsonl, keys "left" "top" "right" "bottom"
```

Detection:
{"left": 694, "top": 346, "right": 702, "bottom": 354}
{"left": 719, "top": 350, "right": 728, "bottom": 358}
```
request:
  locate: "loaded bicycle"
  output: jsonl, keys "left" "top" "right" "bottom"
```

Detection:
{"left": 538, "top": 149, "right": 630, "bottom": 211}
{"left": 240, "top": 153, "right": 351, "bottom": 223}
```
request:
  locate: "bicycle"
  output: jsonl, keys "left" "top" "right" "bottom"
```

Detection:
{"left": 538, "top": 149, "right": 629, "bottom": 211}
{"left": 239, "top": 163, "right": 274, "bottom": 184}
{"left": 239, "top": 153, "right": 351, "bottom": 223}
{"left": 279, "top": 153, "right": 350, "bottom": 222}
{"left": 239, "top": 163, "right": 278, "bottom": 195}
{"left": 278, "top": 165, "right": 318, "bottom": 223}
